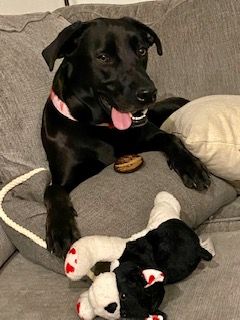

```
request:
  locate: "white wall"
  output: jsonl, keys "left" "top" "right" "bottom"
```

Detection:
{"left": 0, "top": 0, "right": 154, "bottom": 15}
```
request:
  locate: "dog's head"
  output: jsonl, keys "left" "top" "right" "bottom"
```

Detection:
{"left": 114, "top": 261, "right": 166, "bottom": 319}
{"left": 42, "top": 17, "right": 162, "bottom": 129}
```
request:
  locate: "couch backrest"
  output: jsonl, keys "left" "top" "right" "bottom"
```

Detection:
{"left": 0, "top": 12, "right": 69, "bottom": 183}
{"left": 56, "top": 0, "right": 240, "bottom": 99}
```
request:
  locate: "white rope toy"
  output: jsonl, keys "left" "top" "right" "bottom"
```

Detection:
{"left": 0, "top": 167, "right": 96, "bottom": 281}
{"left": 0, "top": 168, "right": 48, "bottom": 248}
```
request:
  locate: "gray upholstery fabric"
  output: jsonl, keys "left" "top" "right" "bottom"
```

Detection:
{"left": 0, "top": 253, "right": 81, "bottom": 320}
{"left": 56, "top": 0, "right": 240, "bottom": 100}
{"left": 1, "top": 231, "right": 240, "bottom": 320}
{"left": 0, "top": 12, "right": 69, "bottom": 184}
{"left": 1, "top": 152, "right": 236, "bottom": 275}
{"left": 0, "top": 223, "right": 15, "bottom": 267}
{"left": 198, "top": 196, "right": 240, "bottom": 233}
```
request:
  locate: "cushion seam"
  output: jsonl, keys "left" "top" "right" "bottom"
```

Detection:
{"left": 203, "top": 216, "right": 240, "bottom": 224}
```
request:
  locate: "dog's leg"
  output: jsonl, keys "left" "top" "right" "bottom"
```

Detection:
{"left": 142, "top": 126, "right": 210, "bottom": 191}
{"left": 44, "top": 160, "right": 105, "bottom": 258}
{"left": 147, "top": 97, "right": 189, "bottom": 127}
{"left": 44, "top": 184, "right": 80, "bottom": 258}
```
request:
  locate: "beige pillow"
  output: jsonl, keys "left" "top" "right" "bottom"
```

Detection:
{"left": 161, "top": 95, "right": 240, "bottom": 192}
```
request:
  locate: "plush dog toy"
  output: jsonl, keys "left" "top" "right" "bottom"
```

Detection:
{"left": 65, "top": 192, "right": 213, "bottom": 319}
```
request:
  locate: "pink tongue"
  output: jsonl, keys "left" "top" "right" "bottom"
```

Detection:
{"left": 111, "top": 107, "right": 132, "bottom": 130}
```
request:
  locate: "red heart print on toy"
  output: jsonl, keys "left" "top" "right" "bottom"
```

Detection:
{"left": 142, "top": 269, "right": 165, "bottom": 288}
{"left": 148, "top": 275, "right": 155, "bottom": 285}
{"left": 65, "top": 246, "right": 78, "bottom": 275}
{"left": 76, "top": 302, "right": 80, "bottom": 314}
{"left": 66, "top": 263, "right": 75, "bottom": 274}
{"left": 145, "top": 315, "right": 163, "bottom": 320}
{"left": 69, "top": 247, "right": 76, "bottom": 254}
{"left": 76, "top": 301, "right": 85, "bottom": 320}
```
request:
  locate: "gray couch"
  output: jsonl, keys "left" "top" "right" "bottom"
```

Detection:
{"left": 1, "top": 1, "right": 240, "bottom": 319}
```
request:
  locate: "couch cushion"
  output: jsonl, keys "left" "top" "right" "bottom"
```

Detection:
{"left": 55, "top": 0, "right": 240, "bottom": 100}
{"left": 0, "top": 223, "right": 15, "bottom": 267}
{"left": 0, "top": 152, "right": 236, "bottom": 274}
{"left": 161, "top": 95, "right": 240, "bottom": 192}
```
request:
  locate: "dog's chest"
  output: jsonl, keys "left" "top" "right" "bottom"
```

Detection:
{"left": 95, "top": 140, "right": 116, "bottom": 165}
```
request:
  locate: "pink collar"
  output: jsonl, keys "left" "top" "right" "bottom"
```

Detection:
{"left": 50, "top": 89, "right": 113, "bottom": 128}
{"left": 50, "top": 90, "right": 77, "bottom": 121}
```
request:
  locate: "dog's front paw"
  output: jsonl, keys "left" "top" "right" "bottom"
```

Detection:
{"left": 46, "top": 208, "right": 80, "bottom": 259}
{"left": 168, "top": 151, "right": 211, "bottom": 191}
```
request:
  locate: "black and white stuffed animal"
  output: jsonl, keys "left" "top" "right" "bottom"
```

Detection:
{"left": 65, "top": 192, "right": 213, "bottom": 319}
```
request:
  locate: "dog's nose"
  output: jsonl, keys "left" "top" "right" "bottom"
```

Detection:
{"left": 136, "top": 88, "right": 157, "bottom": 103}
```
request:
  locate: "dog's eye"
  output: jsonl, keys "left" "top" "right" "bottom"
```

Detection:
{"left": 120, "top": 293, "right": 127, "bottom": 300}
{"left": 96, "top": 53, "right": 112, "bottom": 64}
{"left": 137, "top": 47, "right": 147, "bottom": 57}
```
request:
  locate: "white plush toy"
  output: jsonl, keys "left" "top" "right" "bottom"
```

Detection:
{"left": 65, "top": 192, "right": 213, "bottom": 320}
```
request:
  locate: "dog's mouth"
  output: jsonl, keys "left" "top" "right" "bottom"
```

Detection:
{"left": 99, "top": 95, "right": 148, "bottom": 130}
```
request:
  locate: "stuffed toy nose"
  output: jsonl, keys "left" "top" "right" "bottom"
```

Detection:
{"left": 104, "top": 302, "right": 118, "bottom": 313}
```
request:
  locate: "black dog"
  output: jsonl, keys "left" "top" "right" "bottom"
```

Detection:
{"left": 41, "top": 17, "right": 210, "bottom": 258}
{"left": 114, "top": 219, "right": 213, "bottom": 319}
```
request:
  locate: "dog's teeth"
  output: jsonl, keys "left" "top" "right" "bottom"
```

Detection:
{"left": 132, "top": 115, "right": 145, "bottom": 121}
{"left": 131, "top": 108, "right": 148, "bottom": 121}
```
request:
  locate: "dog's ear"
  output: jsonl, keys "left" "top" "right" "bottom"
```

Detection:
{"left": 121, "top": 17, "right": 162, "bottom": 56}
{"left": 42, "top": 21, "right": 88, "bottom": 71}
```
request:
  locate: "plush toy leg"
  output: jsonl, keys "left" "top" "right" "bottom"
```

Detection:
{"left": 65, "top": 235, "right": 127, "bottom": 280}
{"left": 129, "top": 191, "right": 181, "bottom": 242}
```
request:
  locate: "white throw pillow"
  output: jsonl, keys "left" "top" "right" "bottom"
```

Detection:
{"left": 161, "top": 95, "right": 240, "bottom": 191}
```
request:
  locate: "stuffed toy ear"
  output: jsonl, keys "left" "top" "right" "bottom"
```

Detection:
{"left": 142, "top": 269, "right": 165, "bottom": 288}
{"left": 76, "top": 291, "right": 95, "bottom": 320}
